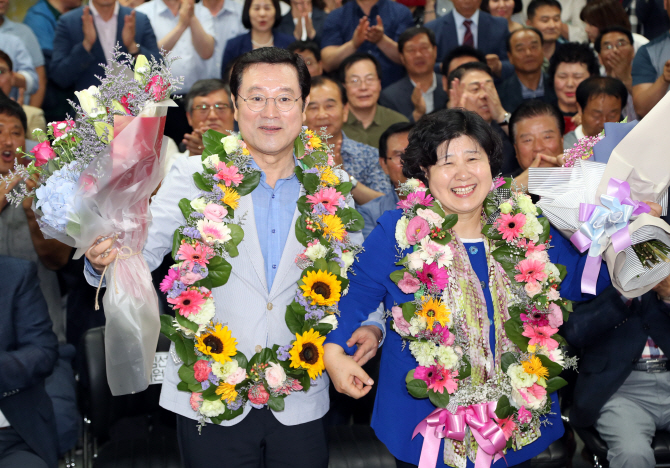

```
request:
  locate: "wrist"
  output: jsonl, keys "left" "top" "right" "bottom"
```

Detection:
{"left": 497, "top": 111, "right": 511, "bottom": 125}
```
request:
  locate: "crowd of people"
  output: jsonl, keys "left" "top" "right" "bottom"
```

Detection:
{"left": 2, "top": 0, "right": 670, "bottom": 466}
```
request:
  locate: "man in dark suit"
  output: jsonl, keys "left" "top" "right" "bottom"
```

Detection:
{"left": 49, "top": 0, "right": 159, "bottom": 93}
{"left": 563, "top": 239, "right": 670, "bottom": 468}
{"left": 497, "top": 27, "right": 557, "bottom": 114}
{"left": 0, "top": 256, "right": 59, "bottom": 468}
{"left": 379, "top": 27, "right": 448, "bottom": 122}
{"left": 424, "top": 0, "right": 513, "bottom": 79}
{"left": 276, "top": 0, "right": 327, "bottom": 46}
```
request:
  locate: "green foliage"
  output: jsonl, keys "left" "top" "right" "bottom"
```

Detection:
{"left": 193, "top": 172, "right": 210, "bottom": 192}
{"left": 268, "top": 395, "right": 285, "bottom": 412}
{"left": 178, "top": 198, "right": 194, "bottom": 219}
{"left": 294, "top": 137, "right": 305, "bottom": 160}
{"left": 428, "top": 389, "right": 450, "bottom": 408}
{"left": 171, "top": 229, "right": 184, "bottom": 258}
{"left": 407, "top": 378, "right": 428, "bottom": 398}
{"left": 537, "top": 217, "right": 551, "bottom": 245}
{"left": 501, "top": 352, "right": 518, "bottom": 373}
{"left": 442, "top": 214, "right": 457, "bottom": 230}
{"left": 285, "top": 301, "right": 306, "bottom": 335}
{"left": 504, "top": 318, "right": 529, "bottom": 351}
{"left": 537, "top": 354, "right": 563, "bottom": 378}
{"left": 176, "top": 313, "right": 198, "bottom": 333}
{"left": 236, "top": 170, "right": 261, "bottom": 197}
{"left": 302, "top": 173, "right": 320, "bottom": 193}
{"left": 495, "top": 395, "right": 514, "bottom": 419}
{"left": 390, "top": 269, "right": 407, "bottom": 284}
{"left": 207, "top": 256, "right": 232, "bottom": 288}
{"left": 402, "top": 302, "right": 416, "bottom": 323}
{"left": 337, "top": 181, "right": 353, "bottom": 196}
{"left": 544, "top": 376, "right": 568, "bottom": 394}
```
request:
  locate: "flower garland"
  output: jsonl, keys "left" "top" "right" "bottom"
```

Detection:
{"left": 390, "top": 178, "right": 573, "bottom": 467}
{"left": 160, "top": 128, "right": 364, "bottom": 425}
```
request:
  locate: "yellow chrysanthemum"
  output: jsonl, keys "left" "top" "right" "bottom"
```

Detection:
{"left": 320, "top": 214, "right": 346, "bottom": 241}
{"left": 242, "top": 148, "right": 250, "bottom": 156}
{"left": 289, "top": 329, "right": 326, "bottom": 379}
{"left": 300, "top": 269, "right": 341, "bottom": 306}
{"left": 305, "top": 129, "right": 315, "bottom": 137}
{"left": 317, "top": 165, "right": 339, "bottom": 186}
{"left": 417, "top": 297, "right": 450, "bottom": 330}
{"left": 195, "top": 323, "right": 237, "bottom": 363}
{"left": 215, "top": 382, "right": 238, "bottom": 403}
{"left": 309, "top": 136, "right": 322, "bottom": 148}
{"left": 521, "top": 355, "right": 549, "bottom": 380}
{"left": 218, "top": 184, "right": 240, "bottom": 210}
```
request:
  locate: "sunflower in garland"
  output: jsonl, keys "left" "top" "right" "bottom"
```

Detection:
{"left": 289, "top": 329, "right": 326, "bottom": 379}
{"left": 215, "top": 382, "right": 238, "bottom": 403}
{"left": 300, "top": 269, "right": 341, "bottom": 306}
{"left": 417, "top": 297, "right": 450, "bottom": 330}
{"left": 317, "top": 165, "right": 339, "bottom": 186}
{"left": 196, "top": 323, "right": 238, "bottom": 363}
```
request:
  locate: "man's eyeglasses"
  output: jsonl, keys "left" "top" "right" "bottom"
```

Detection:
{"left": 237, "top": 94, "right": 301, "bottom": 112}
{"left": 346, "top": 76, "right": 378, "bottom": 88}
{"left": 192, "top": 103, "right": 232, "bottom": 116}
{"left": 602, "top": 40, "right": 631, "bottom": 50}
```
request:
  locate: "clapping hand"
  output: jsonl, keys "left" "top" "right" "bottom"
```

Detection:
{"left": 122, "top": 10, "right": 139, "bottom": 54}
{"left": 411, "top": 86, "right": 426, "bottom": 121}
{"left": 366, "top": 15, "right": 385, "bottom": 44}
{"left": 82, "top": 6, "right": 97, "bottom": 52}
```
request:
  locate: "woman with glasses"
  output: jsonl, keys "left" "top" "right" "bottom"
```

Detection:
{"left": 220, "top": 0, "right": 295, "bottom": 77}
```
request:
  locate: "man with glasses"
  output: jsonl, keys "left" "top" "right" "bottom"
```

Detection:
{"left": 277, "top": 0, "right": 327, "bottom": 44}
{"left": 182, "top": 79, "right": 235, "bottom": 157}
{"left": 340, "top": 53, "right": 408, "bottom": 149}
{"left": 595, "top": 26, "right": 638, "bottom": 121}
{"left": 379, "top": 27, "right": 447, "bottom": 122}
{"left": 287, "top": 40, "right": 323, "bottom": 77}
{"left": 84, "top": 47, "right": 383, "bottom": 467}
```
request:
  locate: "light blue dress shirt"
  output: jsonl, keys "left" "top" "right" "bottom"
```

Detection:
{"left": 195, "top": 1, "right": 246, "bottom": 80}
{"left": 0, "top": 32, "right": 39, "bottom": 96}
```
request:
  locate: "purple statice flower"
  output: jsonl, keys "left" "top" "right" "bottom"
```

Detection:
{"left": 276, "top": 345, "right": 291, "bottom": 361}
{"left": 192, "top": 263, "right": 208, "bottom": 275}
{"left": 303, "top": 168, "right": 319, "bottom": 174}
{"left": 338, "top": 199, "right": 348, "bottom": 209}
{"left": 167, "top": 280, "right": 186, "bottom": 299}
{"left": 331, "top": 245, "right": 345, "bottom": 268}
{"left": 208, "top": 373, "right": 219, "bottom": 386}
{"left": 249, "top": 402, "right": 265, "bottom": 409}
{"left": 212, "top": 185, "right": 224, "bottom": 200}
{"left": 183, "top": 226, "right": 201, "bottom": 239}
{"left": 189, "top": 212, "right": 205, "bottom": 219}
{"left": 201, "top": 380, "right": 210, "bottom": 391}
{"left": 305, "top": 309, "right": 325, "bottom": 321}
{"left": 227, "top": 398, "right": 244, "bottom": 411}
{"left": 312, "top": 204, "right": 331, "bottom": 216}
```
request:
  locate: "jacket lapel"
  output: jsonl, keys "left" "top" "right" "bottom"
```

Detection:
{"left": 238, "top": 194, "right": 268, "bottom": 293}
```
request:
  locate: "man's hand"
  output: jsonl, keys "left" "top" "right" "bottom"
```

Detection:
{"left": 179, "top": 0, "right": 195, "bottom": 28}
{"left": 352, "top": 16, "right": 369, "bottom": 48}
{"left": 21, "top": 177, "right": 38, "bottom": 213}
{"left": 447, "top": 77, "right": 466, "bottom": 109}
{"left": 183, "top": 128, "right": 205, "bottom": 155}
{"left": 483, "top": 81, "right": 506, "bottom": 123}
{"left": 411, "top": 86, "right": 426, "bottom": 121}
{"left": 347, "top": 325, "right": 382, "bottom": 366}
{"left": 332, "top": 138, "right": 344, "bottom": 167}
{"left": 485, "top": 54, "right": 502, "bottom": 77}
{"left": 324, "top": 343, "right": 375, "bottom": 399}
{"left": 294, "top": 12, "right": 316, "bottom": 40}
{"left": 122, "top": 11, "right": 138, "bottom": 54}
{"left": 365, "top": 16, "right": 385, "bottom": 44}
{"left": 662, "top": 59, "right": 670, "bottom": 84}
{"left": 85, "top": 235, "right": 118, "bottom": 275}
{"left": 82, "top": 6, "right": 97, "bottom": 52}
{"left": 644, "top": 201, "right": 662, "bottom": 218}
{"left": 604, "top": 50, "right": 632, "bottom": 81}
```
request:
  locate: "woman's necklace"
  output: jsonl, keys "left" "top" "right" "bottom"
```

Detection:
{"left": 251, "top": 36, "right": 274, "bottom": 48}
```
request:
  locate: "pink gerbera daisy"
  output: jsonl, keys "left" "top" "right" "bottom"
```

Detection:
{"left": 306, "top": 187, "right": 343, "bottom": 215}
{"left": 496, "top": 416, "right": 517, "bottom": 440}
{"left": 417, "top": 262, "right": 449, "bottom": 291}
{"left": 522, "top": 324, "right": 559, "bottom": 350}
{"left": 520, "top": 306, "right": 549, "bottom": 327}
{"left": 496, "top": 213, "right": 526, "bottom": 241}
{"left": 177, "top": 242, "right": 213, "bottom": 266}
{"left": 167, "top": 288, "right": 206, "bottom": 317}
{"left": 160, "top": 267, "right": 180, "bottom": 293}
{"left": 514, "top": 258, "right": 548, "bottom": 284}
{"left": 519, "top": 239, "right": 546, "bottom": 255}
{"left": 197, "top": 220, "right": 232, "bottom": 245}
{"left": 427, "top": 366, "right": 459, "bottom": 395}
{"left": 397, "top": 191, "right": 434, "bottom": 210}
{"left": 215, "top": 164, "right": 244, "bottom": 187}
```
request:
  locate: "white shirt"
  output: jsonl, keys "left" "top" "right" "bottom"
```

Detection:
{"left": 195, "top": 1, "right": 246, "bottom": 79}
{"left": 410, "top": 73, "right": 438, "bottom": 114}
{"left": 136, "top": 0, "right": 210, "bottom": 92}
{"left": 89, "top": 1, "right": 120, "bottom": 66}
{"left": 574, "top": 124, "right": 585, "bottom": 141}
{"left": 452, "top": 8, "right": 479, "bottom": 48}
{"left": 0, "top": 410, "right": 9, "bottom": 428}
{"left": 291, "top": 11, "right": 313, "bottom": 41}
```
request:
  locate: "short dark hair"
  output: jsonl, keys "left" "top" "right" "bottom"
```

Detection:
{"left": 446, "top": 61, "right": 493, "bottom": 90}
{"left": 509, "top": 99, "right": 564, "bottom": 143}
{"left": 441, "top": 45, "right": 486, "bottom": 76}
{"left": 287, "top": 40, "right": 322, "bottom": 62}
{"left": 185, "top": 79, "right": 231, "bottom": 113}
{"left": 230, "top": 48, "right": 311, "bottom": 109}
{"left": 547, "top": 42, "right": 599, "bottom": 87}
{"left": 580, "top": 0, "right": 631, "bottom": 31}
{"left": 594, "top": 26, "right": 634, "bottom": 53}
{"left": 506, "top": 27, "right": 544, "bottom": 53}
{"left": 527, "top": 0, "right": 562, "bottom": 19}
{"left": 242, "top": 0, "right": 282, "bottom": 30}
{"left": 0, "top": 50, "right": 12, "bottom": 70}
{"left": 310, "top": 75, "right": 347, "bottom": 105}
{"left": 402, "top": 108, "right": 503, "bottom": 184}
{"left": 339, "top": 53, "right": 382, "bottom": 83}
{"left": 398, "top": 27, "right": 437, "bottom": 54}
{"left": 481, "top": 0, "right": 522, "bottom": 15}
{"left": 576, "top": 76, "right": 628, "bottom": 111}
{"left": 0, "top": 94, "right": 27, "bottom": 133}
{"left": 379, "top": 122, "right": 414, "bottom": 160}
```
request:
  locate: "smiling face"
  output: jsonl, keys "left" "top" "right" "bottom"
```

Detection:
{"left": 424, "top": 134, "right": 492, "bottom": 218}
{"left": 527, "top": 5, "right": 562, "bottom": 42}
{"left": 553, "top": 62, "right": 589, "bottom": 111}
{"left": 305, "top": 81, "right": 347, "bottom": 139}
{"left": 187, "top": 89, "right": 235, "bottom": 134}
{"left": 0, "top": 112, "right": 25, "bottom": 175}
{"left": 400, "top": 33, "right": 438, "bottom": 77}
{"left": 488, "top": 0, "right": 516, "bottom": 19}
{"left": 249, "top": 0, "right": 276, "bottom": 32}
{"left": 513, "top": 114, "right": 563, "bottom": 169}
{"left": 233, "top": 63, "right": 306, "bottom": 161}
{"left": 343, "top": 59, "right": 381, "bottom": 112}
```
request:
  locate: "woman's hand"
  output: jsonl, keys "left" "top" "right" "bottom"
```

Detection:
{"left": 347, "top": 325, "right": 382, "bottom": 366}
{"left": 85, "top": 235, "right": 118, "bottom": 274}
{"left": 644, "top": 201, "right": 662, "bottom": 218}
{"left": 324, "top": 343, "right": 375, "bottom": 398}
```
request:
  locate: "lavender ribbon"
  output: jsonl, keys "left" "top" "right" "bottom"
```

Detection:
{"left": 570, "top": 178, "right": 650, "bottom": 294}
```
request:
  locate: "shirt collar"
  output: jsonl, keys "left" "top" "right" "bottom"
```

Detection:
{"left": 574, "top": 124, "right": 585, "bottom": 140}
{"left": 452, "top": 8, "right": 479, "bottom": 25}
{"left": 410, "top": 73, "right": 438, "bottom": 95}
{"left": 89, "top": 0, "right": 120, "bottom": 19}
{"left": 249, "top": 155, "right": 300, "bottom": 184}
{"left": 155, "top": 0, "right": 172, "bottom": 16}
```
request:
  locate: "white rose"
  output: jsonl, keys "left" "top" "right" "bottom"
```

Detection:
{"left": 516, "top": 194, "right": 538, "bottom": 216}
{"left": 190, "top": 297, "right": 216, "bottom": 325}
{"left": 409, "top": 341, "right": 438, "bottom": 367}
{"left": 203, "top": 154, "right": 220, "bottom": 169}
{"left": 265, "top": 362, "right": 287, "bottom": 389}
{"left": 436, "top": 346, "right": 459, "bottom": 369}
{"left": 318, "top": 314, "right": 338, "bottom": 331}
{"left": 342, "top": 251, "right": 355, "bottom": 269}
{"left": 417, "top": 208, "right": 444, "bottom": 227}
{"left": 527, "top": 250, "right": 549, "bottom": 263}
{"left": 396, "top": 216, "right": 410, "bottom": 250}
{"left": 190, "top": 197, "right": 208, "bottom": 212}
{"left": 305, "top": 242, "right": 328, "bottom": 261}
{"left": 521, "top": 217, "right": 543, "bottom": 243}
{"left": 199, "top": 398, "right": 226, "bottom": 417}
{"left": 75, "top": 86, "right": 106, "bottom": 118}
{"left": 507, "top": 363, "right": 537, "bottom": 388}
{"left": 221, "top": 134, "right": 240, "bottom": 154}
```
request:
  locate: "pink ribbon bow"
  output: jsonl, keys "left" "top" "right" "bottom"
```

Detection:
{"left": 412, "top": 402, "right": 507, "bottom": 468}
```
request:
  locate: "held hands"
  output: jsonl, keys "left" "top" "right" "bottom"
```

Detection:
{"left": 366, "top": 16, "right": 385, "bottom": 44}
{"left": 411, "top": 86, "right": 426, "bottom": 121}
{"left": 183, "top": 126, "right": 205, "bottom": 155}
{"left": 352, "top": 15, "right": 386, "bottom": 48}
{"left": 178, "top": 0, "right": 195, "bottom": 28}
{"left": 324, "top": 343, "right": 375, "bottom": 399}
{"left": 347, "top": 324, "right": 382, "bottom": 366}
{"left": 294, "top": 13, "right": 316, "bottom": 40}
{"left": 122, "top": 11, "right": 139, "bottom": 54}
{"left": 662, "top": 60, "right": 670, "bottom": 84}
{"left": 82, "top": 6, "right": 97, "bottom": 52}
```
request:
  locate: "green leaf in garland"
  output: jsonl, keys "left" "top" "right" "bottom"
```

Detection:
{"left": 311, "top": 322, "right": 333, "bottom": 336}
{"left": 177, "top": 381, "right": 189, "bottom": 392}
{"left": 326, "top": 261, "right": 341, "bottom": 276}
{"left": 405, "top": 369, "right": 416, "bottom": 384}
{"left": 285, "top": 301, "right": 306, "bottom": 335}
{"left": 401, "top": 302, "right": 416, "bottom": 323}
{"left": 207, "top": 256, "right": 232, "bottom": 288}
{"left": 345, "top": 208, "right": 365, "bottom": 232}
{"left": 236, "top": 170, "right": 261, "bottom": 197}
{"left": 429, "top": 202, "right": 446, "bottom": 218}
{"left": 298, "top": 370, "right": 311, "bottom": 391}
{"left": 556, "top": 264, "right": 567, "bottom": 281}
{"left": 537, "top": 354, "right": 564, "bottom": 378}
{"left": 337, "top": 181, "right": 353, "bottom": 196}
{"left": 501, "top": 352, "right": 518, "bottom": 373}
{"left": 228, "top": 223, "right": 244, "bottom": 246}
{"left": 178, "top": 364, "right": 198, "bottom": 387}
{"left": 459, "top": 358, "right": 471, "bottom": 379}
{"left": 297, "top": 195, "right": 311, "bottom": 215}
{"left": 202, "top": 129, "right": 225, "bottom": 153}
{"left": 294, "top": 136, "right": 305, "bottom": 160}
{"left": 233, "top": 351, "right": 248, "bottom": 370}
{"left": 312, "top": 258, "right": 328, "bottom": 272}
{"left": 407, "top": 378, "right": 428, "bottom": 399}
{"left": 544, "top": 376, "right": 568, "bottom": 394}
{"left": 482, "top": 223, "right": 503, "bottom": 240}
{"left": 428, "top": 389, "right": 450, "bottom": 408}
{"left": 295, "top": 215, "right": 312, "bottom": 247}
{"left": 176, "top": 313, "right": 198, "bottom": 333}
{"left": 193, "top": 172, "right": 211, "bottom": 192}
{"left": 173, "top": 337, "right": 187, "bottom": 364}
{"left": 494, "top": 395, "right": 514, "bottom": 419}
{"left": 442, "top": 214, "right": 457, "bottom": 230}
{"left": 390, "top": 269, "right": 407, "bottom": 284}
{"left": 201, "top": 384, "right": 218, "bottom": 400}
{"left": 295, "top": 166, "right": 305, "bottom": 184}
{"left": 171, "top": 229, "right": 184, "bottom": 258}
{"left": 537, "top": 217, "right": 551, "bottom": 245}
{"left": 160, "top": 314, "right": 178, "bottom": 340}
{"left": 268, "top": 395, "right": 285, "bottom": 412}
{"left": 302, "top": 173, "right": 320, "bottom": 194}
{"left": 503, "top": 317, "right": 529, "bottom": 351}
{"left": 178, "top": 198, "right": 194, "bottom": 220}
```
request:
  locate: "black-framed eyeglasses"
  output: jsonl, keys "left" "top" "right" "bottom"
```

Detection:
{"left": 602, "top": 40, "right": 631, "bottom": 50}
{"left": 192, "top": 103, "right": 232, "bottom": 116}
{"left": 237, "top": 94, "right": 301, "bottom": 112}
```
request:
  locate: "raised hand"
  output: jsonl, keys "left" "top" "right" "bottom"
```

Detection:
{"left": 122, "top": 10, "right": 139, "bottom": 54}
{"left": 365, "top": 15, "right": 385, "bottom": 44}
{"left": 352, "top": 16, "right": 369, "bottom": 48}
{"left": 485, "top": 54, "right": 502, "bottom": 77}
{"left": 179, "top": 0, "right": 195, "bottom": 28}
{"left": 411, "top": 86, "right": 426, "bottom": 121}
{"left": 82, "top": 6, "right": 97, "bottom": 52}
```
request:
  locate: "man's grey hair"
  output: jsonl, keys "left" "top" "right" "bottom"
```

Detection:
{"left": 185, "top": 79, "right": 231, "bottom": 113}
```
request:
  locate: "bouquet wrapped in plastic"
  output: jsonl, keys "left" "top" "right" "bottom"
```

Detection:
{"left": 528, "top": 93, "right": 670, "bottom": 298}
{"left": 1, "top": 49, "right": 181, "bottom": 394}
